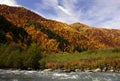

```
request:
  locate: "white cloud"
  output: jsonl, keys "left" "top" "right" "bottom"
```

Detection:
{"left": 34, "top": 0, "right": 120, "bottom": 29}
{"left": 58, "top": 6, "right": 71, "bottom": 16}
{"left": 35, "top": 0, "right": 81, "bottom": 23}
{"left": 85, "top": 0, "right": 120, "bottom": 29}
{"left": 0, "top": 0, "right": 19, "bottom": 6}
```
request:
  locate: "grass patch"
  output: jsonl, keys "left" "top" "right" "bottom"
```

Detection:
{"left": 41, "top": 48, "right": 120, "bottom": 70}
{"left": 44, "top": 48, "right": 120, "bottom": 62}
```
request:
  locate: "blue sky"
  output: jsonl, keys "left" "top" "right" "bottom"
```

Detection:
{"left": 0, "top": 0, "right": 120, "bottom": 29}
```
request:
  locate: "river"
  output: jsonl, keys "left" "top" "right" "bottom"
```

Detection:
{"left": 0, "top": 69, "right": 120, "bottom": 81}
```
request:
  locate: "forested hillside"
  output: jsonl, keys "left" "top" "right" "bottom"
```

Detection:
{"left": 0, "top": 5, "right": 120, "bottom": 53}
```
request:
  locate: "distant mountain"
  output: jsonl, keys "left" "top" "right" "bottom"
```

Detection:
{"left": 0, "top": 5, "right": 120, "bottom": 53}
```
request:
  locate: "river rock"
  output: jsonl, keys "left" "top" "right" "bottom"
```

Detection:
{"left": 27, "top": 68, "right": 33, "bottom": 70}
{"left": 110, "top": 69, "right": 114, "bottom": 72}
{"left": 43, "top": 69, "right": 52, "bottom": 72}
{"left": 75, "top": 69, "right": 81, "bottom": 72}
{"left": 94, "top": 68, "right": 101, "bottom": 72}
{"left": 102, "top": 67, "right": 107, "bottom": 72}
{"left": 63, "top": 69, "right": 71, "bottom": 73}
{"left": 85, "top": 70, "right": 93, "bottom": 72}
{"left": 54, "top": 69, "right": 63, "bottom": 73}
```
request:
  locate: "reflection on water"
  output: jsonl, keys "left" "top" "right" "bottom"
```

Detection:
{"left": 0, "top": 69, "right": 120, "bottom": 81}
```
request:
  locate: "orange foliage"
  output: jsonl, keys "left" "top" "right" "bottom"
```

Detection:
{"left": 0, "top": 4, "right": 120, "bottom": 53}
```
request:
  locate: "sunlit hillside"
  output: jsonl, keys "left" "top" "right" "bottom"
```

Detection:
{"left": 0, "top": 5, "right": 120, "bottom": 53}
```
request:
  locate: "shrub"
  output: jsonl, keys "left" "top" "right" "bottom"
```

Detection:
{"left": 0, "top": 42, "right": 42, "bottom": 69}
{"left": 112, "top": 48, "right": 120, "bottom": 53}
{"left": 23, "top": 43, "right": 42, "bottom": 69}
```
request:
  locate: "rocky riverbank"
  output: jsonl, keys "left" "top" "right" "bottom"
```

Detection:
{"left": 42, "top": 67, "right": 120, "bottom": 73}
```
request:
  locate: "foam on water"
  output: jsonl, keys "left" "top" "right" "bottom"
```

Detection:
{"left": 60, "top": 75, "right": 78, "bottom": 80}
{"left": 0, "top": 69, "right": 120, "bottom": 81}
{"left": 53, "top": 73, "right": 69, "bottom": 77}
{"left": 53, "top": 73, "right": 79, "bottom": 80}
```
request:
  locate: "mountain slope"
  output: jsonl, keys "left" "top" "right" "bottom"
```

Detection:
{"left": 0, "top": 5, "right": 120, "bottom": 53}
{"left": 70, "top": 22, "right": 91, "bottom": 31}
{"left": 70, "top": 23, "right": 120, "bottom": 48}
{"left": 0, "top": 15, "right": 32, "bottom": 50}
{"left": 0, "top": 5, "right": 45, "bottom": 27}
{"left": 0, "top": 5, "right": 73, "bottom": 52}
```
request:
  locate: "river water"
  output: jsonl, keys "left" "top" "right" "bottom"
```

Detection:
{"left": 0, "top": 69, "right": 120, "bottom": 81}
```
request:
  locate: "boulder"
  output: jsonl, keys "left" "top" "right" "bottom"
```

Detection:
{"left": 94, "top": 68, "right": 101, "bottom": 72}
{"left": 43, "top": 69, "right": 52, "bottom": 72}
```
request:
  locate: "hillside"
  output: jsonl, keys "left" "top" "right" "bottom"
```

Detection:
{"left": 70, "top": 23, "right": 120, "bottom": 48}
{"left": 0, "top": 5, "right": 120, "bottom": 53}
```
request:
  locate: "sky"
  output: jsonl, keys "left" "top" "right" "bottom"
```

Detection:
{"left": 0, "top": 0, "right": 120, "bottom": 29}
